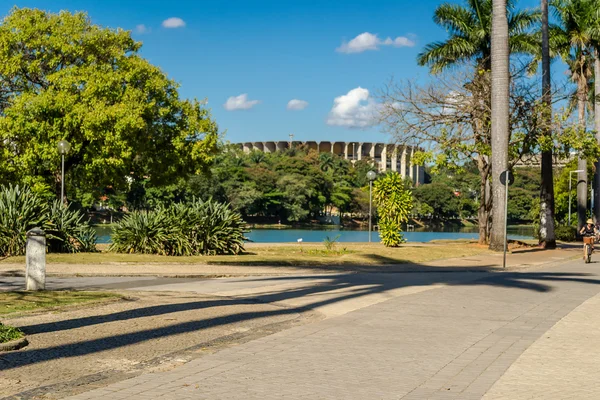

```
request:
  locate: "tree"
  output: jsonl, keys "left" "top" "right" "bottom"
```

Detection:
{"left": 411, "top": 0, "right": 537, "bottom": 245}
{"left": 587, "top": 3, "right": 600, "bottom": 222}
{"left": 539, "top": 0, "right": 556, "bottom": 248}
{"left": 552, "top": 0, "right": 596, "bottom": 230}
{"left": 373, "top": 173, "right": 413, "bottom": 247}
{"left": 0, "top": 8, "right": 218, "bottom": 202}
{"left": 413, "top": 183, "right": 460, "bottom": 219}
{"left": 379, "top": 66, "right": 541, "bottom": 245}
{"left": 489, "top": 0, "right": 511, "bottom": 251}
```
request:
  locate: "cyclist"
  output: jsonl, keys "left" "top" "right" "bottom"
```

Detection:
{"left": 580, "top": 218, "right": 597, "bottom": 260}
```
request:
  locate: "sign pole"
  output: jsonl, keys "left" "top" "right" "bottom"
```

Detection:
{"left": 503, "top": 178, "right": 508, "bottom": 269}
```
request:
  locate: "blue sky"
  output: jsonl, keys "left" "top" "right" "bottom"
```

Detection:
{"left": 5, "top": 0, "right": 542, "bottom": 144}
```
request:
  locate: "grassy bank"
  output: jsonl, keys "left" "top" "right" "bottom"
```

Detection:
{"left": 0, "top": 242, "right": 490, "bottom": 267}
{"left": 0, "top": 291, "right": 123, "bottom": 316}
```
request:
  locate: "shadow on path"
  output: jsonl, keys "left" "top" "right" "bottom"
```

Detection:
{"left": 2, "top": 260, "right": 599, "bottom": 372}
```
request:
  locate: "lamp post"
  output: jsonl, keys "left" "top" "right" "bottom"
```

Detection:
{"left": 569, "top": 169, "right": 584, "bottom": 226}
{"left": 367, "top": 170, "right": 377, "bottom": 242}
{"left": 57, "top": 140, "right": 71, "bottom": 204}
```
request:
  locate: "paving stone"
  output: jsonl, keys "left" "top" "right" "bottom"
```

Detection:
{"left": 62, "top": 255, "right": 600, "bottom": 399}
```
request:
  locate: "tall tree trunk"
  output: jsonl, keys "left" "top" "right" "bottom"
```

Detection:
{"left": 594, "top": 50, "right": 600, "bottom": 222}
{"left": 477, "top": 155, "right": 491, "bottom": 244}
{"left": 539, "top": 0, "right": 556, "bottom": 247}
{"left": 577, "top": 77, "right": 588, "bottom": 231}
{"left": 489, "top": 0, "right": 510, "bottom": 251}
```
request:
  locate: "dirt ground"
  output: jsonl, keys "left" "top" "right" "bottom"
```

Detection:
{"left": 0, "top": 291, "right": 317, "bottom": 399}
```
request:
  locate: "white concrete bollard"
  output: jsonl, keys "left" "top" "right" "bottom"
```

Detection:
{"left": 26, "top": 227, "right": 46, "bottom": 291}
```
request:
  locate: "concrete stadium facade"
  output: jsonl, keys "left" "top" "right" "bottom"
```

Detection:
{"left": 235, "top": 141, "right": 425, "bottom": 184}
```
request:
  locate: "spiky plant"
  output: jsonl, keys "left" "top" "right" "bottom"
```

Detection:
{"left": 0, "top": 185, "right": 48, "bottom": 256}
{"left": 46, "top": 201, "right": 97, "bottom": 253}
{"left": 110, "top": 198, "right": 246, "bottom": 256}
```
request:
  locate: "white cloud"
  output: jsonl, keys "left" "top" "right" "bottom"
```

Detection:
{"left": 336, "top": 32, "right": 415, "bottom": 54}
{"left": 326, "top": 87, "right": 378, "bottom": 128}
{"left": 224, "top": 94, "right": 260, "bottom": 111}
{"left": 162, "top": 17, "right": 186, "bottom": 28}
{"left": 287, "top": 99, "right": 309, "bottom": 111}
{"left": 135, "top": 24, "right": 150, "bottom": 34}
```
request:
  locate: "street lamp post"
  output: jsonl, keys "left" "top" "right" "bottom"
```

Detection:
{"left": 367, "top": 170, "right": 377, "bottom": 242}
{"left": 569, "top": 169, "right": 585, "bottom": 226}
{"left": 57, "top": 140, "right": 71, "bottom": 204}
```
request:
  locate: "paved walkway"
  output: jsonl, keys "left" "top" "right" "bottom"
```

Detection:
{"left": 59, "top": 253, "right": 600, "bottom": 399}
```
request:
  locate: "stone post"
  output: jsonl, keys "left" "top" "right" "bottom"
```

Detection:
{"left": 26, "top": 227, "right": 46, "bottom": 291}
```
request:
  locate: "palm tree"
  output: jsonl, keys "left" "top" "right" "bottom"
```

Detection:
{"left": 489, "top": 0, "right": 511, "bottom": 251}
{"left": 319, "top": 153, "right": 335, "bottom": 173}
{"left": 553, "top": 0, "right": 595, "bottom": 230}
{"left": 539, "top": 0, "right": 556, "bottom": 248}
{"left": 418, "top": 0, "right": 539, "bottom": 72}
{"left": 417, "top": 0, "right": 538, "bottom": 245}
{"left": 586, "top": 3, "right": 600, "bottom": 222}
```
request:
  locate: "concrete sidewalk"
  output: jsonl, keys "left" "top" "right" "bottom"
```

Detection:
{"left": 57, "top": 251, "right": 600, "bottom": 399}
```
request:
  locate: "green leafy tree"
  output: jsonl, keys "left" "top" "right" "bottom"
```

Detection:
{"left": 413, "top": 183, "right": 460, "bottom": 219}
{"left": 373, "top": 172, "right": 413, "bottom": 247}
{"left": 0, "top": 8, "right": 218, "bottom": 202}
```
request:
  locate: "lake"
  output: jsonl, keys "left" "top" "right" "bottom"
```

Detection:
{"left": 94, "top": 226, "right": 535, "bottom": 244}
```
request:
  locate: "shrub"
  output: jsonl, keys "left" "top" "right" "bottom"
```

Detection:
{"left": 555, "top": 225, "right": 577, "bottom": 242}
{"left": 0, "top": 184, "right": 48, "bottom": 256}
{"left": 46, "top": 201, "right": 98, "bottom": 253}
{"left": 323, "top": 234, "right": 341, "bottom": 251}
{"left": 0, "top": 323, "right": 24, "bottom": 343}
{"left": 373, "top": 172, "right": 412, "bottom": 247}
{"left": 110, "top": 198, "right": 246, "bottom": 256}
{"left": 0, "top": 185, "right": 96, "bottom": 256}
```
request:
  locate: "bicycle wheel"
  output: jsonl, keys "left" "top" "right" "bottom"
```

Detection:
{"left": 585, "top": 244, "right": 591, "bottom": 263}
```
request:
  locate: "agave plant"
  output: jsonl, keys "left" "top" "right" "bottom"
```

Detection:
{"left": 46, "top": 201, "right": 97, "bottom": 253}
{"left": 186, "top": 198, "right": 246, "bottom": 255}
{"left": 0, "top": 185, "right": 97, "bottom": 256}
{"left": 110, "top": 208, "right": 183, "bottom": 255}
{"left": 0, "top": 185, "right": 48, "bottom": 256}
{"left": 111, "top": 198, "right": 246, "bottom": 256}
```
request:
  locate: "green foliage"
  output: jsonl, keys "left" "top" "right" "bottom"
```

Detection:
{"left": 179, "top": 145, "right": 371, "bottom": 223}
{"left": 553, "top": 159, "right": 595, "bottom": 224}
{"left": 0, "top": 323, "right": 24, "bottom": 343}
{"left": 110, "top": 198, "right": 246, "bottom": 256}
{"left": 417, "top": 0, "right": 539, "bottom": 73}
{"left": 46, "top": 201, "right": 98, "bottom": 253}
{"left": 373, "top": 172, "right": 412, "bottom": 247}
{"left": 323, "top": 234, "right": 341, "bottom": 251}
{"left": 0, "top": 184, "right": 48, "bottom": 256}
{"left": 0, "top": 7, "right": 218, "bottom": 202}
{"left": 507, "top": 168, "right": 540, "bottom": 221}
{"left": 0, "top": 184, "right": 96, "bottom": 256}
{"left": 555, "top": 225, "right": 577, "bottom": 242}
{"left": 413, "top": 182, "right": 460, "bottom": 219}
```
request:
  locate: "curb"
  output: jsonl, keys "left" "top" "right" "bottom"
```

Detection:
{"left": 0, "top": 337, "right": 28, "bottom": 351}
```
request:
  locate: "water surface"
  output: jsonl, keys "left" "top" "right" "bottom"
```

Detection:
{"left": 94, "top": 225, "right": 534, "bottom": 244}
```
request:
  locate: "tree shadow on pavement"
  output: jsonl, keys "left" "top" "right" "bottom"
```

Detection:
{"left": 2, "top": 261, "right": 600, "bottom": 371}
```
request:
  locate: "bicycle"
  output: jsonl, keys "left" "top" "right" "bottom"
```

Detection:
{"left": 583, "top": 236, "right": 594, "bottom": 263}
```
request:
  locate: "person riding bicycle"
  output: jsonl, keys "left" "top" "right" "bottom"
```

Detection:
{"left": 580, "top": 219, "right": 597, "bottom": 258}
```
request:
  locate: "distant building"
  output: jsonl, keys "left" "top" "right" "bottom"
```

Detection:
{"left": 234, "top": 140, "right": 425, "bottom": 185}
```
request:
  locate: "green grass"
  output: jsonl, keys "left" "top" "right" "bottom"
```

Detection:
{"left": 0, "top": 323, "right": 24, "bottom": 343}
{"left": 0, "top": 291, "right": 123, "bottom": 316}
{"left": 0, "top": 242, "right": 490, "bottom": 267}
